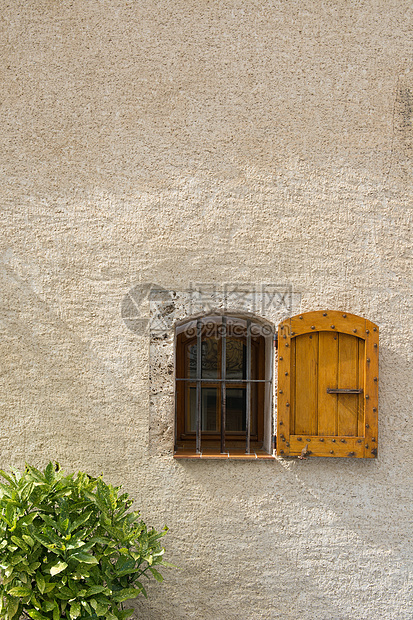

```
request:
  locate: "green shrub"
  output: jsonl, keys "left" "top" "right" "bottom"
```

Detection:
{"left": 0, "top": 463, "right": 168, "bottom": 620}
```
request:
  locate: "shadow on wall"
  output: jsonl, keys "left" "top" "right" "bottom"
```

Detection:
{"left": 0, "top": 257, "right": 147, "bottom": 475}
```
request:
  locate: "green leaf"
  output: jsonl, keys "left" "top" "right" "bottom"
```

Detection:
{"left": 53, "top": 603, "right": 60, "bottom": 620}
{"left": 80, "top": 601, "right": 92, "bottom": 615}
{"left": 70, "top": 510, "right": 93, "bottom": 533}
{"left": 0, "top": 469, "right": 18, "bottom": 486}
{"left": 25, "top": 464, "right": 47, "bottom": 484}
{"left": 36, "top": 573, "right": 46, "bottom": 594}
{"left": 39, "top": 514, "right": 59, "bottom": 530}
{"left": 90, "top": 599, "right": 108, "bottom": 616}
{"left": 159, "top": 561, "right": 176, "bottom": 568}
{"left": 84, "top": 585, "right": 106, "bottom": 597}
{"left": 112, "top": 587, "right": 143, "bottom": 603}
{"left": 21, "top": 480, "right": 34, "bottom": 502}
{"left": 26, "top": 609, "right": 49, "bottom": 620}
{"left": 44, "top": 462, "right": 55, "bottom": 484}
{"left": 5, "top": 599, "right": 19, "bottom": 620}
{"left": 22, "top": 533, "right": 35, "bottom": 547}
{"left": 149, "top": 567, "right": 163, "bottom": 582}
{"left": 31, "top": 531, "right": 58, "bottom": 550}
{"left": 133, "top": 581, "right": 147, "bottom": 598}
{"left": 8, "top": 586, "right": 32, "bottom": 598}
{"left": 117, "top": 609, "right": 134, "bottom": 620}
{"left": 70, "top": 551, "right": 99, "bottom": 564}
{"left": 50, "top": 561, "right": 68, "bottom": 575}
{"left": 89, "top": 535, "right": 112, "bottom": 545}
{"left": 30, "top": 593, "right": 41, "bottom": 609}
{"left": 28, "top": 561, "right": 41, "bottom": 572}
{"left": 11, "top": 535, "right": 28, "bottom": 551}
{"left": 53, "top": 588, "right": 73, "bottom": 601}
{"left": 17, "top": 512, "right": 37, "bottom": 526}
{"left": 116, "top": 556, "right": 135, "bottom": 572}
{"left": 4, "top": 565, "right": 14, "bottom": 578}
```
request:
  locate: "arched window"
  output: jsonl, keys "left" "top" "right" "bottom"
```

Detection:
{"left": 174, "top": 315, "right": 274, "bottom": 459}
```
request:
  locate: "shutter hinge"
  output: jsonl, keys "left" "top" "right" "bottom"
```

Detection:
{"left": 273, "top": 333, "right": 278, "bottom": 350}
{"left": 273, "top": 435, "right": 277, "bottom": 450}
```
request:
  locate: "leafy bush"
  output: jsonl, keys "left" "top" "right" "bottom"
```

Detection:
{"left": 0, "top": 463, "right": 168, "bottom": 620}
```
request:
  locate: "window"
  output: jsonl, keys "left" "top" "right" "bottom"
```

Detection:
{"left": 174, "top": 315, "right": 274, "bottom": 459}
{"left": 277, "top": 310, "right": 379, "bottom": 458}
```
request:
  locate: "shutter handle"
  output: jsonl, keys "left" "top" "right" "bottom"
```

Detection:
{"left": 326, "top": 388, "right": 363, "bottom": 394}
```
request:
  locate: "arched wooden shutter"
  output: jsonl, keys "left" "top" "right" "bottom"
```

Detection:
{"left": 277, "top": 311, "right": 378, "bottom": 458}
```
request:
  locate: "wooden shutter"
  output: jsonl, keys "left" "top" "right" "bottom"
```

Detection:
{"left": 277, "top": 311, "right": 378, "bottom": 458}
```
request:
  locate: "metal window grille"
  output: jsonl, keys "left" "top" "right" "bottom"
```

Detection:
{"left": 176, "top": 316, "right": 272, "bottom": 454}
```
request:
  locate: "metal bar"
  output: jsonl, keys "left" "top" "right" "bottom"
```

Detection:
{"left": 245, "top": 319, "right": 251, "bottom": 454}
{"left": 220, "top": 316, "right": 227, "bottom": 454}
{"left": 176, "top": 378, "right": 271, "bottom": 383}
{"left": 196, "top": 320, "right": 202, "bottom": 454}
{"left": 327, "top": 388, "right": 363, "bottom": 394}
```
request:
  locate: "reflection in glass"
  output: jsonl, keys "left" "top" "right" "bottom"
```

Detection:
{"left": 226, "top": 387, "right": 258, "bottom": 434}
{"left": 226, "top": 338, "right": 245, "bottom": 380}
{"left": 188, "top": 344, "right": 197, "bottom": 379}
{"left": 189, "top": 387, "right": 218, "bottom": 431}
{"left": 226, "top": 388, "right": 246, "bottom": 431}
{"left": 201, "top": 339, "right": 219, "bottom": 378}
{"left": 187, "top": 339, "right": 219, "bottom": 379}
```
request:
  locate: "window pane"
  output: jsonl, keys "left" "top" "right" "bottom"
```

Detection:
{"left": 187, "top": 339, "right": 219, "bottom": 379}
{"left": 226, "top": 388, "right": 246, "bottom": 431}
{"left": 226, "top": 338, "right": 245, "bottom": 380}
{"left": 188, "top": 343, "right": 197, "bottom": 379}
{"left": 201, "top": 338, "right": 219, "bottom": 379}
{"left": 251, "top": 341, "right": 263, "bottom": 380}
{"left": 189, "top": 387, "right": 218, "bottom": 432}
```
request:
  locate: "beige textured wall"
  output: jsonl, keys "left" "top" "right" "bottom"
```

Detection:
{"left": 1, "top": 1, "right": 412, "bottom": 618}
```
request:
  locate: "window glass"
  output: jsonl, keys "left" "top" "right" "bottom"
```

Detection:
{"left": 226, "top": 338, "right": 245, "bottom": 380}
{"left": 226, "top": 388, "right": 246, "bottom": 431}
{"left": 201, "top": 338, "right": 219, "bottom": 379}
{"left": 189, "top": 387, "right": 218, "bottom": 432}
{"left": 176, "top": 314, "right": 272, "bottom": 456}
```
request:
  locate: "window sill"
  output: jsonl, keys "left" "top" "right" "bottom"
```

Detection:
{"left": 174, "top": 447, "right": 275, "bottom": 460}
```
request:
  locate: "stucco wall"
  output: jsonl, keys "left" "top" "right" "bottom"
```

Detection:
{"left": 0, "top": 1, "right": 412, "bottom": 618}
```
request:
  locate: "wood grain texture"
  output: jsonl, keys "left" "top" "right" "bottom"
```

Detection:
{"left": 294, "top": 333, "right": 318, "bottom": 435}
{"left": 337, "top": 333, "right": 359, "bottom": 436}
{"left": 279, "top": 311, "right": 379, "bottom": 458}
{"left": 277, "top": 319, "right": 292, "bottom": 456}
{"left": 318, "top": 331, "right": 338, "bottom": 436}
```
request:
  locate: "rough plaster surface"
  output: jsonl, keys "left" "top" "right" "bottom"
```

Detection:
{"left": 0, "top": 1, "right": 412, "bottom": 618}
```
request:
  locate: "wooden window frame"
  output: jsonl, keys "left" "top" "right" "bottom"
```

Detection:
{"left": 174, "top": 315, "right": 274, "bottom": 459}
{"left": 277, "top": 310, "right": 379, "bottom": 458}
